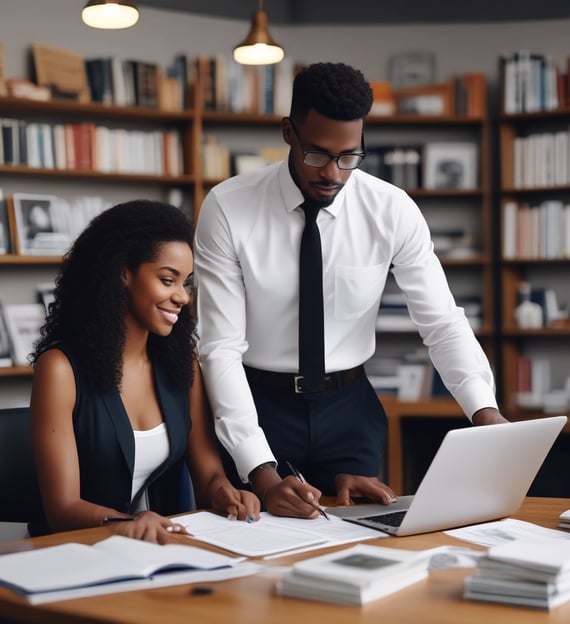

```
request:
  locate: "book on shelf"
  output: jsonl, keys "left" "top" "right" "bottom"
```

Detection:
{"left": 276, "top": 543, "right": 438, "bottom": 606}
{"left": 0, "top": 534, "right": 246, "bottom": 604}
{"left": 559, "top": 510, "right": 570, "bottom": 529}
{"left": 360, "top": 144, "right": 422, "bottom": 190}
{"left": 464, "top": 538, "right": 570, "bottom": 610}
{"left": 501, "top": 50, "right": 561, "bottom": 114}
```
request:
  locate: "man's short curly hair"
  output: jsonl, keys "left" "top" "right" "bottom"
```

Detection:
{"left": 290, "top": 62, "right": 373, "bottom": 122}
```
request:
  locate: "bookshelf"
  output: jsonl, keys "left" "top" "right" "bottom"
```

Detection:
{"left": 0, "top": 96, "right": 197, "bottom": 387}
{"left": 498, "top": 108, "right": 570, "bottom": 421}
{"left": 0, "top": 61, "right": 495, "bottom": 428}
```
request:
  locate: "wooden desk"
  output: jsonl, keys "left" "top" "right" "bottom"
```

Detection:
{"left": 1, "top": 498, "right": 569, "bottom": 624}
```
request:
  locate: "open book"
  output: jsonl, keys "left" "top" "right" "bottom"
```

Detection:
{"left": 276, "top": 543, "right": 441, "bottom": 605}
{"left": 0, "top": 535, "right": 247, "bottom": 603}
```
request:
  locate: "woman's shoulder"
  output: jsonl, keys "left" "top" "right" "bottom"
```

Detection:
{"left": 34, "top": 346, "right": 74, "bottom": 380}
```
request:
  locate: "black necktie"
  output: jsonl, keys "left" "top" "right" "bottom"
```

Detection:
{"left": 298, "top": 202, "right": 325, "bottom": 387}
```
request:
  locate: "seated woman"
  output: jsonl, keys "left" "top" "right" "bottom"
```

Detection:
{"left": 29, "top": 199, "right": 259, "bottom": 541}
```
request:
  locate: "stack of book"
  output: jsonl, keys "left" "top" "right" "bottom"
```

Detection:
{"left": 464, "top": 539, "right": 570, "bottom": 610}
{"left": 276, "top": 543, "right": 437, "bottom": 606}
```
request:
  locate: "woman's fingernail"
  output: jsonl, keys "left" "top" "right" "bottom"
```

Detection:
{"left": 246, "top": 514, "right": 255, "bottom": 523}
{"left": 227, "top": 513, "right": 237, "bottom": 521}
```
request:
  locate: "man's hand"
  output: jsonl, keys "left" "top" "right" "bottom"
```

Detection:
{"left": 472, "top": 407, "right": 509, "bottom": 425}
{"left": 334, "top": 474, "right": 398, "bottom": 507}
{"left": 263, "top": 476, "right": 324, "bottom": 518}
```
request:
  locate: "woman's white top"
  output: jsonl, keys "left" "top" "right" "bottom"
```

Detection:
{"left": 131, "top": 422, "right": 169, "bottom": 512}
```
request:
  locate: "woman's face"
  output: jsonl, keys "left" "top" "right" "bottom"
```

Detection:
{"left": 123, "top": 241, "right": 194, "bottom": 336}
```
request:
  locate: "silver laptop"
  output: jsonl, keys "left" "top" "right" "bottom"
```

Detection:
{"left": 329, "top": 416, "right": 567, "bottom": 536}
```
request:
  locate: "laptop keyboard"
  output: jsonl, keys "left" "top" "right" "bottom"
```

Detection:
{"left": 362, "top": 510, "right": 407, "bottom": 527}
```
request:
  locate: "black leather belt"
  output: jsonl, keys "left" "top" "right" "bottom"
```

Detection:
{"left": 244, "top": 364, "right": 364, "bottom": 394}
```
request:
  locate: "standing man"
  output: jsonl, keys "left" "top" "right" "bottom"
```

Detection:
{"left": 194, "top": 62, "right": 507, "bottom": 519}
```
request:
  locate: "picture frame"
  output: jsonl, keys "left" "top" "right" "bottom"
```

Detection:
{"left": 388, "top": 51, "right": 436, "bottom": 90}
{"left": 7, "top": 193, "right": 71, "bottom": 256}
{"left": 2, "top": 303, "right": 45, "bottom": 366}
{"left": 0, "top": 303, "right": 13, "bottom": 367}
{"left": 423, "top": 142, "right": 479, "bottom": 190}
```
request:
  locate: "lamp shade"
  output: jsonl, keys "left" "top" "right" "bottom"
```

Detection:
{"left": 233, "top": 9, "right": 284, "bottom": 65}
{"left": 82, "top": 1, "right": 139, "bottom": 29}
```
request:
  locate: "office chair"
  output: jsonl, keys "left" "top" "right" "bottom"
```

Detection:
{"left": 0, "top": 406, "right": 44, "bottom": 524}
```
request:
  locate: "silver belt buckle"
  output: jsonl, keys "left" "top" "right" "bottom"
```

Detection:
{"left": 294, "top": 375, "right": 305, "bottom": 394}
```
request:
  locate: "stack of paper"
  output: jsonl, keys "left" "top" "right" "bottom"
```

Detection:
{"left": 559, "top": 510, "right": 570, "bottom": 529}
{"left": 464, "top": 539, "right": 570, "bottom": 610}
{"left": 276, "top": 543, "right": 438, "bottom": 606}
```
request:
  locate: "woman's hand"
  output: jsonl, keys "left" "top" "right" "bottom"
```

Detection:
{"left": 209, "top": 477, "right": 261, "bottom": 522}
{"left": 110, "top": 511, "right": 190, "bottom": 543}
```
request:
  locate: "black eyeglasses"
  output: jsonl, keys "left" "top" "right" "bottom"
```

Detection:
{"left": 288, "top": 118, "right": 366, "bottom": 170}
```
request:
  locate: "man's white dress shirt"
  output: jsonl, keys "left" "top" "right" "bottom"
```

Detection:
{"left": 194, "top": 160, "right": 498, "bottom": 482}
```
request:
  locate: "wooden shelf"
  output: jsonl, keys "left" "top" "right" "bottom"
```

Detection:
{"left": 0, "top": 365, "right": 33, "bottom": 377}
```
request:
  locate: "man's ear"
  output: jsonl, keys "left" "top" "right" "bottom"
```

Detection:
{"left": 282, "top": 117, "right": 293, "bottom": 146}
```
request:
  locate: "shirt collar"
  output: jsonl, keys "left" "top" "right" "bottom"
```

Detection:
{"left": 277, "top": 160, "right": 350, "bottom": 217}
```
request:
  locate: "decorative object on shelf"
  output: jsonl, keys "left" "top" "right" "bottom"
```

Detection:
{"left": 81, "top": 0, "right": 139, "bottom": 30}
{"left": 423, "top": 142, "right": 478, "bottom": 190}
{"left": 514, "top": 281, "right": 543, "bottom": 329}
{"left": 388, "top": 51, "right": 436, "bottom": 90}
{"left": 369, "top": 81, "right": 395, "bottom": 116}
{"left": 233, "top": 0, "right": 284, "bottom": 66}
{"left": 32, "top": 43, "right": 90, "bottom": 102}
{"left": 393, "top": 82, "right": 454, "bottom": 116}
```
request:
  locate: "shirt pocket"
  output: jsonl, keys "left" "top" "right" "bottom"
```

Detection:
{"left": 334, "top": 264, "right": 387, "bottom": 320}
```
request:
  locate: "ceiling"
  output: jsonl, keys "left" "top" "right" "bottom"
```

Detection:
{"left": 138, "top": 0, "right": 570, "bottom": 25}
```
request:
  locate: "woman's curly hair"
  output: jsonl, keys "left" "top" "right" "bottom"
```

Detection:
{"left": 30, "top": 199, "right": 196, "bottom": 392}
{"left": 290, "top": 62, "right": 373, "bottom": 122}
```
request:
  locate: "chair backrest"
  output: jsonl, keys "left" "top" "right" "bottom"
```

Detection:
{"left": 0, "top": 406, "right": 44, "bottom": 523}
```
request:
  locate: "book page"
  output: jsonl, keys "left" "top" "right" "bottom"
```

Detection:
{"left": 0, "top": 542, "right": 140, "bottom": 594}
{"left": 93, "top": 535, "right": 244, "bottom": 575}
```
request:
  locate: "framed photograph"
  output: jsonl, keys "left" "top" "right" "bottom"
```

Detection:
{"left": 7, "top": 193, "right": 71, "bottom": 256}
{"left": 423, "top": 142, "right": 479, "bottom": 190}
{"left": 388, "top": 51, "right": 436, "bottom": 90}
{"left": 0, "top": 304, "right": 13, "bottom": 367}
{"left": 2, "top": 303, "right": 45, "bottom": 366}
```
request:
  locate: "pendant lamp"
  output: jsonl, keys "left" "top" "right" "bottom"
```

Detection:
{"left": 82, "top": 1, "right": 139, "bottom": 29}
{"left": 233, "top": 0, "right": 284, "bottom": 65}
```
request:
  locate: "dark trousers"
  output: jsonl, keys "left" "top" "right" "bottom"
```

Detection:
{"left": 220, "top": 370, "right": 387, "bottom": 496}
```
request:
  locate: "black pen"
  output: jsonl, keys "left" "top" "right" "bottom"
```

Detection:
{"left": 286, "top": 461, "right": 330, "bottom": 520}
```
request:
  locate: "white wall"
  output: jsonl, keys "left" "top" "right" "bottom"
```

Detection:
{"left": 1, "top": 1, "right": 570, "bottom": 86}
